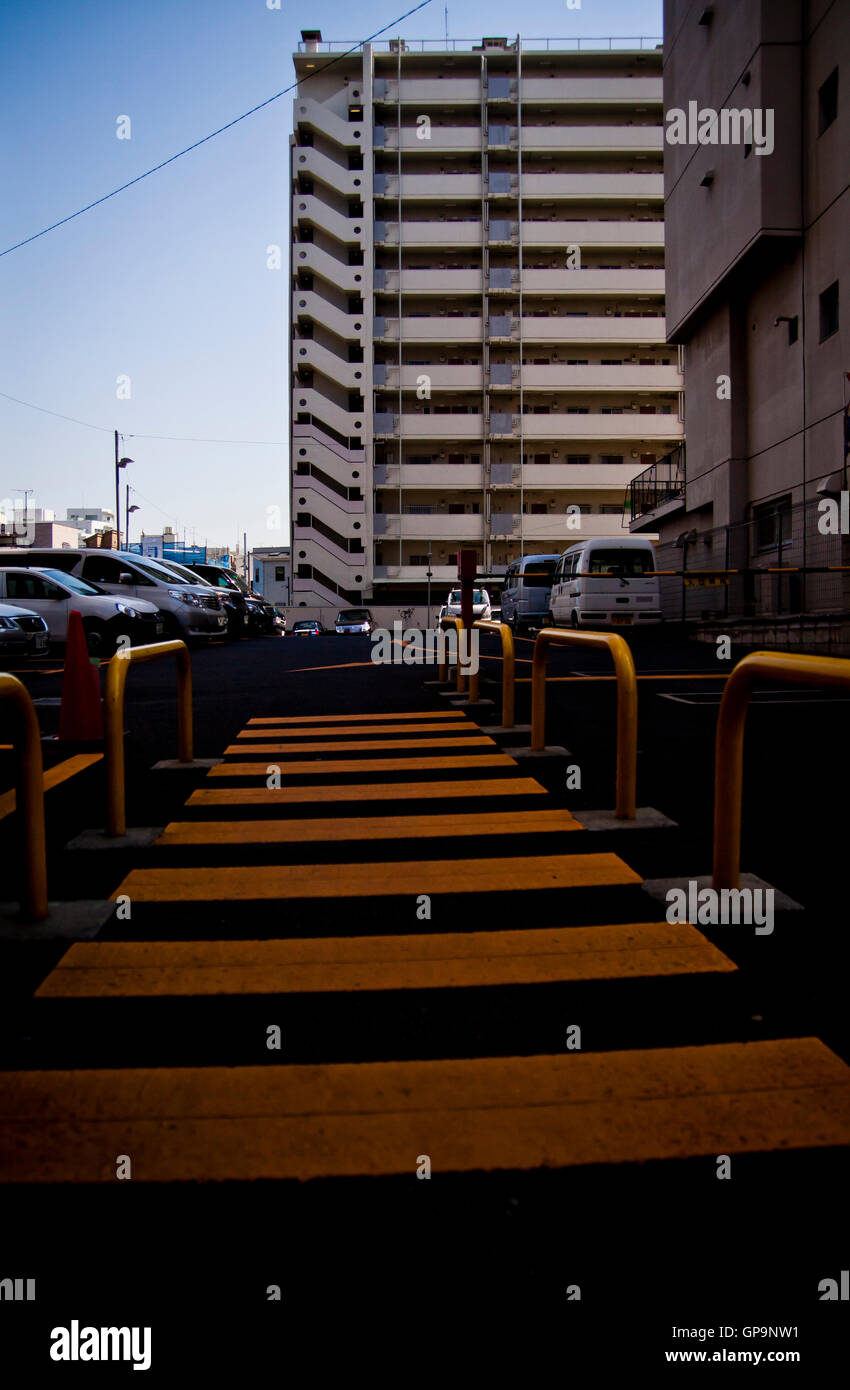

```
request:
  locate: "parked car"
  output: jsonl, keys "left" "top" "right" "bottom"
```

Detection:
{"left": 290, "top": 620, "right": 326, "bottom": 636}
{"left": 335, "top": 607, "right": 374, "bottom": 635}
{"left": 161, "top": 561, "right": 247, "bottom": 638}
{"left": 0, "top": 567, "right": 163, "bottom": 655}
{"left": 548, "top": 538, "right": 661, "bottom": 629}
{"left": 0, "top": 600, "right": 49, "bottom": 657}
{"left": 272, "top": 606, "right": 287, "bottom": 633}
{"left": 500, "top": 554, "right": 560, "bottom": 632}
{"left": 444, "top": 587, "right": 492, "bottom": 621}
{"left": 0, "top": 549, "right": 228, "bottom": 642}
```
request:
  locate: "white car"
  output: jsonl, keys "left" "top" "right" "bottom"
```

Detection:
{"left": 0, "top": 600, "right": 49, "bottom": 657}
{"left": 444, "top": 587, "right": 492, "bottom": 621}
{"left": 0, "top": 567, "right": 164, "bottom": 655}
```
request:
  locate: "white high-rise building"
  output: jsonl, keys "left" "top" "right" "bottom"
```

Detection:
{"left": 290, "top": 32, "right": 680, "bottom": 615}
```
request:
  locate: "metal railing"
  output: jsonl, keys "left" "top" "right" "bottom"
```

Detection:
{"left": 469, "top": 620, "right": 516, "bottom": 727}
{"left": 437, "top": 616, "right": 467, "bottom": 692}
{"left": 530, "top": 629, "right": 638, "bottom": 818}
{"left": 0, "top": 674, "right": 48, "bottom": 921}
{"left": 298, "top": 38, "right": 662, "bottom": 54}
{"left": 713, "top": 651, "right": 850, "bottom": 890}
{"left": 104, "top": 642, "right": 193, "bottom": 837}
{"left": 628, "top": 443, "right": 686, "bottom": 524}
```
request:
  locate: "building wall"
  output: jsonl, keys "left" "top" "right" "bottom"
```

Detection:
{"left": 289, "top": 34, "right": 675, "bottom": 610}
{"left": 643, "top": 0, "right": 848, "bottom": 622}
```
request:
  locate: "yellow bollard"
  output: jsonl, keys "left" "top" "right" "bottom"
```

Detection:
{"left": 713, "top": 650, "right": 850, "bottom": 890}
{"left": 470, "top": 620, "right": 516, "bottom": 728}
{"left": 0, "top": 674, "right": 48, "bottom": 921}
{"left": 530, "top": 628, "right": 638, "bottom": 819}
{"left": 104, "top": 641, "right": 193, "bottom": 836}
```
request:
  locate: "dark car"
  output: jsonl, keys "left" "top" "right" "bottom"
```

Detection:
{"left": 290, "top": 619, "right": 326, "bottom": 636}
{"left": 182, "top": 563, "right": 251, "bottom": 637}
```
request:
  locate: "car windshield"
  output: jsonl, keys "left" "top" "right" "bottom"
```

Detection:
{"left": 449, "top": 589, "right": 485, "bottom": 604}
{"left": 198, "top": 568, "right": 238, "bottom": 590}
{"left": 587, "top": 549, "right": 655, "bottom": 576}
{"left": 338, "top": 610, "right": 369, "bottom": 621}
{"left": 38, "top": 569, "right": 101, "bottom": 596}
{"left": 155, "top": 560, "right": 210, "bottom": 585}
{"left": 294, "top": 621, "right": 316, "bottom": 631}
{"left": 123, "top": 556, "right": 196, "bottom": 584}
{"left": 522, "top": 560, "right": 558, "bottom": 586}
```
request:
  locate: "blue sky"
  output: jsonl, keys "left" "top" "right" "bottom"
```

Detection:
{"left": 0, "top": 0, "right": 661, "bottom": 552}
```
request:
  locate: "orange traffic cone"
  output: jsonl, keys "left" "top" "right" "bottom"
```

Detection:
{"left": 58, "top": 609, "right": 104, "bottom": 741}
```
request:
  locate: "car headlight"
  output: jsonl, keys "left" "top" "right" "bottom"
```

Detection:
{"left": 0, "top": 616, "right": 20, "bottom": 629}
{"left": 115, "top": 602, "right": 139, "bottom": 618}
{"left": 169, "top": 589, "right": 202, "bottom": 607}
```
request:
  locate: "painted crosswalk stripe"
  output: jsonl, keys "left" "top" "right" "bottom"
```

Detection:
{"left": 187, "top": 778, "right": 548, "bottom": 806}
{"left": 113, "top": 853, "right": 641, "bottom": 902}
{"left": 246, "top": 711, "right": 469, "bottom": 724}
{"left": 155, "top": 807, "right": 583, "bottom": 845}
{"left": 221, "top": 735, "right": 495, "bottom": 755}
{"left": 36, "top": 922, "right": 737, "bottom": 997}
{"left": 2, "top": 1040, "right": 848, "bottom": 1182}
{"left": 208, "top": 754, "right": 516, "bottom": 777}
{"left": 235, "top": 722, "right": 472, "bottom": 738}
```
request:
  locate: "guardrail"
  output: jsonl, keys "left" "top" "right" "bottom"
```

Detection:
{"left": 437, "top": 616, "right": 467, "bottom": 693}
{"left": 469, "top": 620, "right": 516, "bottom": 728}
{"left": 713, "top": 651, "right": 850, "bottom": 890}
{"left": 530, "top": 628, "right": 638, "bottom": 819}
{"left": 104, "top": 641, "right": 193, "bottom": 837}
{"left": 0, "top": 674, "right": 48, "bottom": 921}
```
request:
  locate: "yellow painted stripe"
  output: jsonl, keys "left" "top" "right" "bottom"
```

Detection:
{"left": 0, "top": 753, "right": 103, "bottom": 822}
{"left": 113, "top": 853, "right": 640, "bottom": 903}
{"left": 247, "top": 711, "right": 466, "bottom": 724}
{"left": 222, "top": 735, "right": 494, "bottom": 755}
{"left": 235, "top": 721, "right": 471, "bottom": 738}
{"left": 37, "top": 922, "right": 736, "bottom": 998}
{"left": 156, "top": 807, "right": 583, "bottom": 846}
{"left": 208, "top": 755, "right": 516, "bottom": 777}
{"left": 187, "top": 778, "right": 548, "bottom": 806}
{"left": 2, "top": 1041, "right": 847, "bottom": 1181}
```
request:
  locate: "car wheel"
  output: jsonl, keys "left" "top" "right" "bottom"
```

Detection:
{"left": 570, "top": 610, "right": 580, "bottom": 630}
{"left": 82, "top": 620, "right": 108, "bottom": 655}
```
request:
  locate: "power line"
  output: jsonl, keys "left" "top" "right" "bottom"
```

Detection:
{"left": 0, "top": 0, "right": 433, "bottom": 259}
{"left": 0, "top": 390, "right": 285, "bottom": 445}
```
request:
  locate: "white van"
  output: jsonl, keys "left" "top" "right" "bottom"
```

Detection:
{"left": 500, "top": 554, "right": 560, "bottom": 632}
{"left": 0, "top": 549, "right": 228, "bottom": 643}
{"left": 548, "top": 538, "right": 661, "bottom": 629}
{"left": 0, "top": 567, "right": 163, "bottom": 654}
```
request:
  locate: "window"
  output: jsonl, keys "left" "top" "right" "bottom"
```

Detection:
{"left": 754, "top": 496, "right": 792, "bottom": 551}
{"left": 567, "top": 454, "right": 591, "bottom": 465}
{"left": 6, "top": 574, "right": 63, "bottom": 601}
{"left": 82, "top": 556, "right": 136, "bottom": 583}
{"left": 587, "top": 549, "right": 654, "bottom": 576}
{"left": 534, "top": 453, "right": 551, "bottom": 465}
{"left": 448, "top": 504, "right": 465, "bottom": 515}
{"left": 274, "top": 566, "right": 287, "bottom": 581}
{"left": 409, "top": 554, "right": 429, "bottom": 566}
{"left": 818, "top": 68, "right": 838, "bottom": 135}
{"left": 601, "top": 454, "right": 624, "bottom": 465}
{"left": 819, "top": 281, "right": 839, "bottom": 341}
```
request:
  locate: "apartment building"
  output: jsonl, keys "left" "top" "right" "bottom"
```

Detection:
{"left": 631, "top": 0, "right": 848, "bottom": 642}
{"left": 290, "top": 32, "right": 681, "bottom": 615}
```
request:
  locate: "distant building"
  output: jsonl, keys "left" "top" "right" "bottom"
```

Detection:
{"left": 252, "top": 547, "right": 291, "bottom": 605}
{"left": 633, "top": 0, "right": 849, "bottom": 646}
{"left": 66, "top": 506, "right": 115, "bottom": 536}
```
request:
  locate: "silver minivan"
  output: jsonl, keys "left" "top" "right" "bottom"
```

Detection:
{"left": 0, "top": 548, "right": 228, "bottom": 641}
{"left": 548, "top": 538, "right": 661, "bottom": 629}
{"left": 500, "top": 554, "right": 560, "bottom": 632}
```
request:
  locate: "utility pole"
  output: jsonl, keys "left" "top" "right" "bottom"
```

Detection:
{"left": 243, "top": 530, "right": 248, "bottom": 586}
{"left": 426, "top": 543, "right": 433, "bottom": 627}
{"left": 114, "top": 432, "right": 133, "bottom": 549}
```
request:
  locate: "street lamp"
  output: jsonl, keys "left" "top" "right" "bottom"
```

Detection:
{"left": 125, "top": 487, "right": 140, "bottom": 548}
{"left": 114, "top": 430, "right": 133, "bottom": 550}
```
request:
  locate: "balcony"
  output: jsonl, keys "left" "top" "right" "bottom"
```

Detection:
{"left": 375, "top": 464, "right": 484, "bottom": 489}
{"left": 521, "top": 173, "right": 664, "bottom": 200}
{"left": 520, "top": 77, "right": 663, "bottom": 104}
{"left": 521, "top": 268, "right": 665, "bottom": 295}
{"left": 522, "top": 413, "right": 682, "bottom": 440}
{"left": 628, "top": 444, "right": 686, "bottom": 532}
{"left": 374, "top": 513, "right": 484, "bottom": 540}
{"left": 523, "top": 219, "right": 664, "bottom": 249}
{"left": 521, "top": 126, "right": 663, "bottom": 153}
{"left": 379, "top": 364, "right": 484, "bottom": 391}
{"left": 377, "top": 268, "right": 483, "bottom": 294}
{"left": 375, "top": 413, "right": 484, "bottom": 439}
{"left": 520, "top": 364, "right": 681, "bottom": 391}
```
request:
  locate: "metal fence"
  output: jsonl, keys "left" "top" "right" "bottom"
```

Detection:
{"left": 298, "top": 37, "right": 662, "bottom": 54}
{"left": 654, "top": 497, "right": 847, "bottom": 624}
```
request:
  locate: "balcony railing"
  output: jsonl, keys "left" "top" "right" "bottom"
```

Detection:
{"left": 298, "top": 38, "right": 662, "bottom": 54}
{"left": 628, "top": 444, "right": 686, "bottom": 524}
